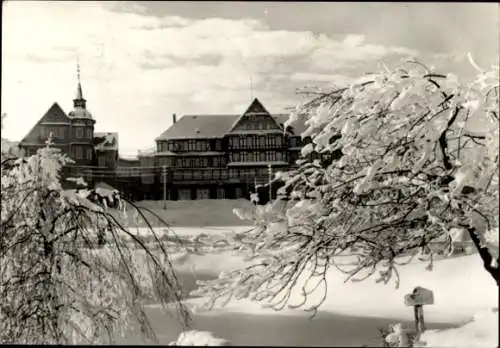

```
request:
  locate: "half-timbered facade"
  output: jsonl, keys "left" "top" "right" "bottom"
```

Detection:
{"left": 142, "top": 98, "right": 309, "bottom": 202}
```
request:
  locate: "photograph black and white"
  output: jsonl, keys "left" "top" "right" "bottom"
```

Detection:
{"left": 1, "top": 1, "right": 499, "bottom": 346}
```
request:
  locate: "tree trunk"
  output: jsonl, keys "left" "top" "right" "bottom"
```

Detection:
{"left": 467, "top": 227, "right": 499, "bottom": 286}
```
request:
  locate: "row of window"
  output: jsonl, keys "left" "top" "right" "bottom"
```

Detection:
{"left": 177, "top": 188, "right": 225, "bottom": 200}
{"left": 40, "top": 126, "right": 92, "bottom": 140}
{"left": 72, "top": 146, "right": 93, "bottom": 160}
{"left": 154, "top": 150, "right": 300, "bottom": 169}
{"left": 158, "top": 156, "right": 226, "bottom": 168}
{"left": 230, "top": 151, "right": 287, "bottom": 163}
{"left": 234, "top": 119, "right": 277, "bottom": 131}
{"left": 166, "top": 168, "right": 274, "bottom": 182}
{"left": 229, "top": 135, "right": 284, "bottom": 149}
{"left": 117, "top": 168, "right": 141, "bottom": 177}
{"left": 157, "top": 136, "right": 302, "bottom": 153}
{"left": 159, "top": 140, "right": 222, "bottom": 153}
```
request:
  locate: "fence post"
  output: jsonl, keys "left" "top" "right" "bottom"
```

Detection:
{"left": 162, "top": 165, "right": 167, "bottom": 210}
{"left": 268, "top": 164, "right": 272, "bottom": 201}
{"left": 404, "top": 286, "right": 434, "bottom": 339}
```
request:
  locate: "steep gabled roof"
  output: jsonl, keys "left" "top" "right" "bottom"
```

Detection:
{"left": 154, "top": 99, "right": 309, "bottom": 142}
{"left": 228, "top": 98, "right": 282, "bottom": 133}
{"left": 40, "top": 102, "right": 70, "bottom": 123}
{"left": 155, "top": 115, "right": 239, "bottom": 141}
{"left": 20, "top": 102, "right": 70, "bottom": 144}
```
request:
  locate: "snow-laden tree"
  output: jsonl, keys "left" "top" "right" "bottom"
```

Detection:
{"left": 1, "top": 134, "right": 190, "bottom": 344}
{"left": 194, "top": 58, "right": 499, "bottom": 315}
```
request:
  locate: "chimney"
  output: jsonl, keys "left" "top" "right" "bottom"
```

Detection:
{"left": 172, "top": 113, "right": 177, "bottom": 124}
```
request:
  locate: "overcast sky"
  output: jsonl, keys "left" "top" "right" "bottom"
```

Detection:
{"left": 2, "top": 1, "right": 498, "bottom": 156}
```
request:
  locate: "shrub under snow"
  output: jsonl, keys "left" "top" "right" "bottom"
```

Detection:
{"left": 169, "top": 330, "right": 230, "bottom": 346}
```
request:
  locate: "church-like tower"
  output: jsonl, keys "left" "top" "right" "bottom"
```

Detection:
{"left": 68, "top": 63, "right": 95, "bottom": 166}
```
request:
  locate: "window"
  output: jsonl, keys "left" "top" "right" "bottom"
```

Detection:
{"left": 258, "top": 122, "right": 264, "bottom": 130}
{"left": 174, "top": 171, "right": 183, "bottom": 180}
{"left": 76, "top": 127, "right": 83, "bottom": 138}
{"left": 179, "top": 189, "right": 191, "bottom": 200}
{"left": 275, "top": 136, "right": 282, "bottom": 146}
{"left": 217, "top": 188, "right": 225, "bottom": 199}
{"left": 259, "top": 152, "right": 266, "bottom": 162}
{"left": 158, "top": 157, "right": 168, "bottom": 167}
{"left": 259, "top": 136, "right": 265, "bottom": 148}
{"left": 213, "top": 169, "right": 220, "bottom": 180}
{"left": 177, "top": 141, "right": 187, "bottom": 151}
{"left": 197, "top": 188, "right": 210, "bottom": 199}
{"left": 203, "top": 170, "right": 211, "bottom": 180}
{"left": 235, "top": 187, "right": 243, "bottom": 198}
{"left": 240, "top": 152, "right": 248, "bottom": 162}
{"left": 193, "top": 171, "right": 202, "bottom": 180}
{"left": 75, "top": 146, "right": 83, "bottom": 159}
{"left": 231, "top": 153, "right": 240, "bottom": 162}
{"left": 229, "top": 169, "right": 238, "bottom": 178}
{"left": 40, "top": 127, "right": 48, "bottom": 139}
{"left": 267, "top": 151, "right": 274, "bottom": 161}
{"left": 267, "top": 136, "right": 275, "bottom": 147}
{"left": 188, "top": 140, "right": 196, "bottom": 151}
{"left": 215, "top": 140, "right": 222, "bottom": 151}
{"left": 98, "top": 155, "right": 106, "bottom": 167}
{"left": 184, "top": 171, "right": 192, "bottom": 180}
{"left": 85, "top": 128, "right": 92, "bottom": 138}
{"left": 86, "top": 148, "right": 93, "bottom": 160}
{"left": 220, "top": 170, "right": 228, "bottom": 179}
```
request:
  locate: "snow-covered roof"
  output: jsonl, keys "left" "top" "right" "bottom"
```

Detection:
{"left": 94, "top": 132, "right": 118, "bottom": 151}
{"left": 155, "top": 99, "right": 306, "bottom": 141}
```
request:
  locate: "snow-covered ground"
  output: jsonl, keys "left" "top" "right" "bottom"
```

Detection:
{"left": 130, "top": 225, "right": 497, "bottom": 347}
{"left": 182, "top": 252, "right": 497, "bottom": 323}
{"left": 122, "top": 226, "right": 250, "bottom": 239}
{"left": 417, "top": 308, "right": 498, "bottom": 348}
{"left": 129, "top": 226, "right": 496, "bottom": 324}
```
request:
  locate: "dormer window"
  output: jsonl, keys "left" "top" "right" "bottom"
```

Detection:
{"left": 76, "top": 127, "right": 83, "bottom": 138}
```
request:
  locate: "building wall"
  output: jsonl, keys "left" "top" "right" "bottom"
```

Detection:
{"left": 137, "top": 130, "right": 310, "bottom": 203}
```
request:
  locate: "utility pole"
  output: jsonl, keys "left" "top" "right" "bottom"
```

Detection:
{"left": 162, "top": 165, "right": 167, "bottom": 210}
{"left": 268, "top": 164, "right": 272, "bottom": 201}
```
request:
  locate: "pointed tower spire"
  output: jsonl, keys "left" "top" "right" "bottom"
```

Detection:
{"left": 73, "top": 60, "right": 86, "bottom": 108}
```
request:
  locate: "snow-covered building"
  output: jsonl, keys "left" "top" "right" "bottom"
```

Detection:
{"left": 137, "top": 98, "right": 331, "bottom": 202}
{"left": 17, "top": 65, "right": 124, "bottom": 189}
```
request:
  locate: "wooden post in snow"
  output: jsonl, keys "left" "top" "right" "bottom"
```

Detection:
{"left": 404, "top": 286, "right": 434, "bottom": 338}
{"left": 162, "top": 165, "right": 167, "bottom": 210}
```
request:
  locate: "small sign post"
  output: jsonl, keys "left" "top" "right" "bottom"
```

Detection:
{"left": 404, "top": 286, "right": 434, "bottom": 337}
